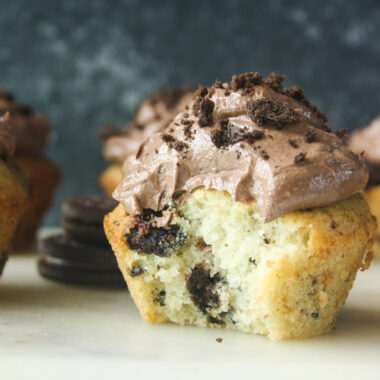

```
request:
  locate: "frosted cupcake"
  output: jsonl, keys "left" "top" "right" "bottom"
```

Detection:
{"left": 351, "top": 117, "right": 380, "bottom": 258}
{"left": 0, "top": 113, "right": 29, "bottom": 274}
{"left": 0, "top": 88, "right": 60, "bottom": 250}
{"left": 105, "top": 73, "right": 375, "bottom": 340}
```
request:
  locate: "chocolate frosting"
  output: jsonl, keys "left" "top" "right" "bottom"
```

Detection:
{"left": 0, "top": 112, "right": 15, "bottom": 158}
{"left": 103, "top": 87, "right": 194, "bottom": 164}
{"left": 0, "top": 87, "right": 50, "bottom": 155}
{"left": 114, "top": 73, "right": 368, "bottom": 222}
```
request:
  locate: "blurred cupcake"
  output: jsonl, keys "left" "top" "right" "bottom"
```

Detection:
{"left": 351, "top": 117, "right": 380, "bottom": 258}
{"left": 100, "top": 86, "right": 194, "bottom": 196}
{"left": 0, "top": 87, "right": 60, "bottom": 251}
{"left": 0, "top": 113, "right": 29, "bottom": 274}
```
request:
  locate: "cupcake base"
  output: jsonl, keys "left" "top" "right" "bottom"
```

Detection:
{"left": 104, "top": 189, "right": 375, "bottom": 340}
{"left": 12, "top": 154, "right": 60, "bottom": 251}
{"left": 99, "top": 164, "right": 122, "bottom": 197}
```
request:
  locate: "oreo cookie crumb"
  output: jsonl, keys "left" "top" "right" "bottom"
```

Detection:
{"left": 129, "top": 266, "right": 145, "bottom": 277}
{"left": 288, "top": 139, "right": 298, "bottom": 148}
{"left": 284, "top": 86, "right": 305, "bottom": 102}
{"left": 294, "top": 152, "right": 306, "bottom": 164}
{"left": 263, "top": 73, "right": 286, "bottom": 92}
{"left": 230, "top": 72, "right": 263, "bottom": 92}
{"left": 211, "top": 120, "right": 264, "bottom": 149}
{"left": 208, "top": 316, "right": 225, "bottom": 325}
{"left": 335, "top": 128, "right": 348, "bottom": 138}
{"left": 213, "top": 79, "right": 224, "bottom": 89}
{"left": 247, "top": 98, "right": 300, "bottom": 129}
{"left": 260, "top": 149, "right": 269, "bottom": 160}
{"left": 305, "top": 129, "right": 317, "bottom": 143}
{"left": 216, "top": 337, "right": 223, "bottom": 343}
{"left": 154, "top": 290, "right": 166, "bottom": 306}
{"left": 187, "top": 264, "right": 220, "bottom": 313}
{"left": 125, "top": 210, "right": 187, "bottom": 257}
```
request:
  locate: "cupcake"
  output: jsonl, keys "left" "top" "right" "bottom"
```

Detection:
{"left": 350, "top": 117, "right": 380, "bottom": 258}
{"left": 0, "top": 113, "right": 29, "bottom": 274}
{"left": 104, "top": 73, "right": 375, "bottom": 340}
{"left": 0, "top": 87, "right": 60, "bottom": 250}
{"left": 100, "top": 86, "right": 194, "bottom": 196}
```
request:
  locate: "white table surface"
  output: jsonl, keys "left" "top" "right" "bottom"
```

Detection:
{"left": 1, "top": 248, "right": 380, "bottom": 380}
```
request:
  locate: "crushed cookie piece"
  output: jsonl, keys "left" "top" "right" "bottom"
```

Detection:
{"left": 264, "top": 73, "right": 286, "bottom": 92}
{"left": 305, "top": 129, "right": 317, "bottom": 143}
{"left": 125, "top": 209, "right": 187, "bottom": 257}
{"left": 129, "top": 266, "right": 145, "bottom": 277}
{"left": 335, "top": 128, "right": 348, "bottom": 138}
{"left": 208, "top": 316, "right": 225, "bottom": 325}
{"left": 216, "top": 337, "right": 223, "bottom": 343}
{"left": 230, "top": 72, "right": 263, "bottom": 91}
{"left": 260, "top": 149, "right": 269, "bottom": 160}
{"left": 211, "top": 120, "right": 264, "bottom": 149}
{"left": 162, "top": 134, "right": 176, "bottom": 143}
{"left": 154, "top": 290, "right": 166, "bottom": 306}
{"left": 288, "top": 139, "right": 298, "bottom": 148}
{"left": 187, "top": 264, "right": 220, "bottom": 313}
{"left": 213, "top": 79, "right": 224, "bottom": 89}
{"left": 181, "top": 119, "right": 193, "bottom": 126}
{"left": 284, "top": 86, "right": 305, "bottom": 102}
{"left": 247, "top": 98, "right": 300, "bottom": 129}
{"left": 174, "top": 141, "right": 188, "bottom": 152}
{"left": 294, "top": 152, "right": 306, "bottom": 164}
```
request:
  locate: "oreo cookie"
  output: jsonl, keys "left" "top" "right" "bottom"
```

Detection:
{"left": 38, "top": 195, "right": 123, "bottom": 287}
{"left": 38, "top": 255, "right": 124, "bottom": 287}
{"left": 61, "top": 195, "right": 117, "bottom": 245}
{"left": 62, "top": 195, "right": 117, "bottom": 225}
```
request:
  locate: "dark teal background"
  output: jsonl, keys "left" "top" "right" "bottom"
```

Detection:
{"left": 0, "top": 0, "right": 379, "bottom": 224}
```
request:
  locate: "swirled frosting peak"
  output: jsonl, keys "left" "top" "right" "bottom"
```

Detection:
{"left": 114, "top": 72, "right": 368, "bottom": 222}
{"left": 102, "top": 86, "right": 194, "bottom": 164}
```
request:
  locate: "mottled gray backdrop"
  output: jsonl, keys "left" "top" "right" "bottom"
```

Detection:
{"left": 0, "top": 0, "right": 379, "bottom": 225}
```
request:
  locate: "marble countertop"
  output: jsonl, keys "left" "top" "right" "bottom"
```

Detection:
{"left": 1, "top": 251, "right": 380, "bottom": 379}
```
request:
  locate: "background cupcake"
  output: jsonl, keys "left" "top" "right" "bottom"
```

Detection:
{"left": 0, "top": 88, "right": 60, "bottom": 251}
{"left": 0, "top": 113, "right": 29, "bottom": 274}
{"left": 350, "top": 117, "right": 380, "bottom": 259}
{"left": 100, "top": 86, "right": 194, "bottom": 195}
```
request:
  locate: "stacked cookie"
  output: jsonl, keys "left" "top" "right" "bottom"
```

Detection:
{"left": 38, "top": 195, "right": 123, "bottom": 287}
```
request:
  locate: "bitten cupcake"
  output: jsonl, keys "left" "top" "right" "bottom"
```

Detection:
{"left": 100, "top": 86, "right": 193, "bottom": 196}
{"left": 104, "top": 72, "right": 375, "bottom": 340}
{"left": 0, "top": 113, "right": 29, "bottom": 275}
{"left": 0, "top": 87, "right": 60, "bottom": 250}
{"left": 350, "top": 117, "right": 380, "bottom": 259}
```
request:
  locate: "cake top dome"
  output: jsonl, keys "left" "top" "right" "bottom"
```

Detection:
{"left": 114, "top": 72, "right": 368, "bottom": 222}
{"left": 102, "top": 86, "right": 194, "bottom": 165}
{"left": 0, "top": 87, "right": 50, "bottom": 155}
